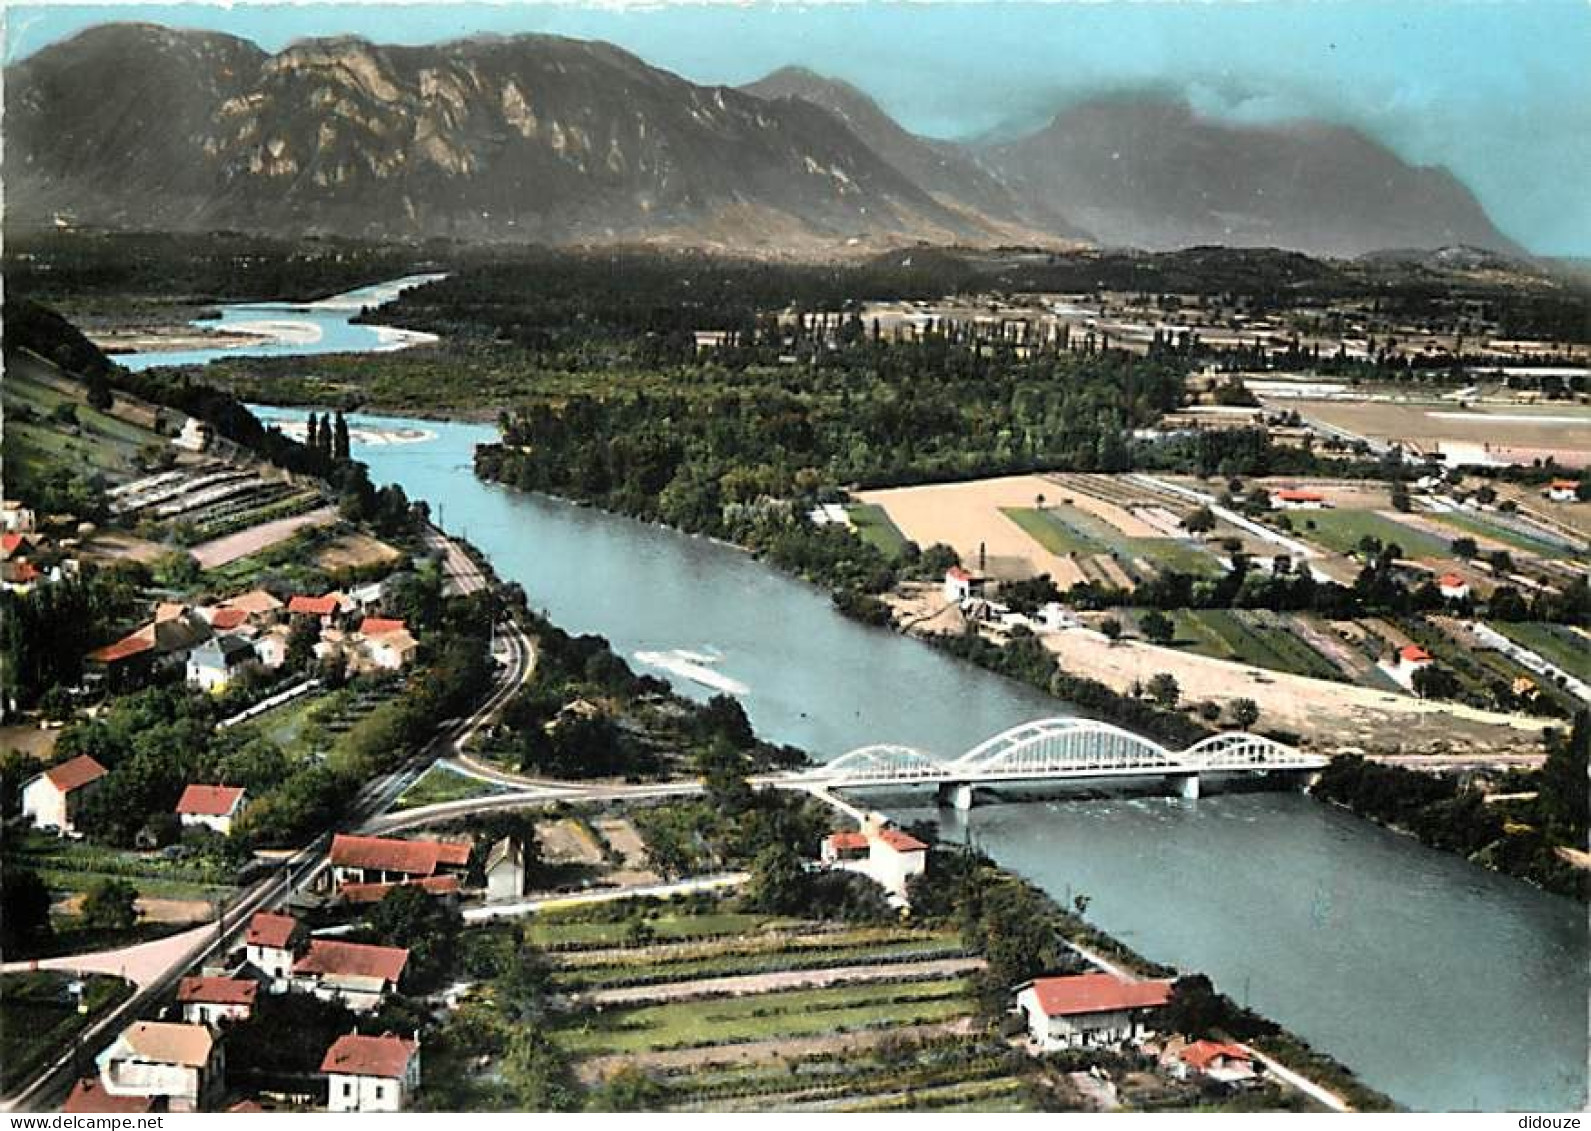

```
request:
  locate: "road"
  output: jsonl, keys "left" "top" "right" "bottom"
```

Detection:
{"left": 423, "top": 522, "right": 490, "bottom": 596}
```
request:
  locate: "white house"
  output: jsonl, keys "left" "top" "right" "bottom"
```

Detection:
{"left": 1175, "top": 1040, "right": 1259, "bottom": 1085}
{"left": 819, "top": 816, "right": 928, "bottom": 905}
{"left": 174, "top": 418, "right": 213, "bottom": 453}
{"left": 1436, "top": 573, "right": 1471, "bottom": 601}
{"left": 321, "top": 1033, "right": 420, "bottom": 1113}
{"left": 176, "top": 976, "right": 258, "bottom": 1026}
{"left": 186, "top": 634, "right": 257, "bottom": 692}
{"left": 943, "top": 566, "right": 984, "bottom": 603}
{"left": 292, "top": 940, "right": 409, "bottom": 1013}
{"left": 1015, "top": 972, "right": 1174, "bottom": 1051}
{"left": 1545, "top": 479, "right": 1580, "bottom": 503}
{"left": 175, "top": 784, "right": 248, "bottom": 835}
{"left": 244, "top": 911, "right": 303, "bottom": 990}
{"left": 21, "top": 754, "right": 108, "bottom": 835}
{"left": 1382, "top": 643, "right": 1434, "bottom": 690}
{"left": 253, "top": 627, "right": 291, "bottom": 670}
{"left": 484, "top": 837, "right": 530, "bottom": 903}
{"left": 1270, "top": 489, "right": 1329, "bottom": 511}
{"left": 1, "top": 499, "right": 36, "bottom": 533}
{"left": 94, "top": 1021, "right": 224, "bottom": 1113}
{"left": 358, "top": 619, "right": 418, "bottom": 671}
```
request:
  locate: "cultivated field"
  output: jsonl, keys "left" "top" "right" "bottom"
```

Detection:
{"left": 1279, "top": 398, "right": 1591, "bottom": 467}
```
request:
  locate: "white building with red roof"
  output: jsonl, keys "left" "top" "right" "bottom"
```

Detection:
{"left": 93, "top": 1021, "right": 224, "bottom": 1112}
{"left": 244, "top": 911, "right": 303, "bottom": 989}
{"left": 1382, "top": 643, "right": 1435, "bottom": 689}
{"left": 1175, "top": 1039, "right": 1258, "bottom": 1085}
{"left": 321, "top": 1032, "right": 420, "bottom": 1112}
{"left": 175, "top": 784, "right": 248, "bottom": 835}
{"left": 943, "top": 565, "right": 985, "bottom": 603}
{"left": 292, "top": 940, "right": 410, "bottom": 1012}
{"left": 1436, "top": 573, "right": 1471, "bottom": 601}
{"left": 21, "top": 754, "right": 108, "bottom": 835}
{"left": 1545, "top": 479, "right": 1581, "bottom": 503}
{"left": 1015, "top": 972, "right": 1174, "bottom": 1051}
{"left": 328, "top": 834, "right": 471, "bottom": 888}
{"left": 1270, "top": 488, "right": 1329, "bottom": 510}
{"left": 819, "top": 815, "right": 928, "bottom": 906}
{"left": 176, "top": 976, "right": 258, "bottom": 1026}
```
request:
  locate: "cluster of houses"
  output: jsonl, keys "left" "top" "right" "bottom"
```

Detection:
{"left": 66, "top": 904, "right": 422, "bottom": 1113}
{"left": 943, "top": 567, "right": 1082, "bottom": 636}
{"left": 85, "top": 583, "right": 418, "bottom": 696}
{"left": 0, "top": 512, "right": 81, "bottom": 594}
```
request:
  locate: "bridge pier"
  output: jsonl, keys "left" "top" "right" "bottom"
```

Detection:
{"left": 1172, "top": 772, "right": 1201, "bottom": 801}
{"left": 937, "top": 782, "right": 979, "bottom": 812}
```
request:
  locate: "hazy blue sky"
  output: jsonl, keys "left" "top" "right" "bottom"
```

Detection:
{"left": 5, "top": 1, "right": 1588, "bottom": 255}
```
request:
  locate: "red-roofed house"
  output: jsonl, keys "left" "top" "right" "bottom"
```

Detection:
{"left": 337, "top": 875, "right": 461, "bottom": 907}
{"left": 93, "top": 1020, "right": 223, "bottom": 1112}
{"left": 1, "top": 532, "right": 36, "bottom": 560}
{"left": 1436, "top": 573, "right": 1471, "bottom": 601}
{"left": 1176, "top": 1040, "right": 1258, "bottom": 1085}
{"left": 200, "top": 607, "right": 251, "bottom": 632}
{"left": 943, "top": 565, "right": 985, "bottom": 603}
{"left": 819, "top": 816, "right": 928, "bottom": 906}
{"left": 1383, "top": 643, "right": 1435, "bottom": 689}
{"left": 221, "top": 589, "right": 284, "bottom": 619}
{"left": 321, "top": 1033, "right": 421, "bottom": 1112}
{"left": 244, "top": 912, "right": 303, "bottom": 988}
{"left": 292, "top": 941, "right": 409, "bottom": 1012}
{"left": 288, "top": 593, "right": 350, "bottom": 627}
{"left": 175, "top": 785, "right": 249, "bottom": 835}
{"left": 85, "top": 630, "right": 158, "bottom": 690}
{"left": 328, "top": 834, "right": 471, "bottom": 888}
{"left": 1545, "top": 479, "right": 1581, "bottom": 503}
{"left": 1271, "top": 489, "right": 1329, "bottom": 510}
{"left": 63, "top": 1077, "right": 159, "bottom": 1114}
{"left": 358, "top": 617, "right": 407, "bottom": 637}
{"left": 1015, "top": 972, "right": 1174, "bottom": 1051}
{"left": 176, "top": 976, "right": 258, "bottom": 1026}
{"left": 22, "top": 754, "right": 108, "bottom": 835}
{"left": 362, "top": 628, "right": 418, "bottom": 672}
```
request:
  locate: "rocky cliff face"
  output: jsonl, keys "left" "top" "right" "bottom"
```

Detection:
{"left": 5, "top": 25, "right": 1522, "bottom": 258}
{"left": 980, "top": 95, "right": 1521, "bottom": 258}
{"left": 6, "top": 26, "right": 995, "bottom": 249}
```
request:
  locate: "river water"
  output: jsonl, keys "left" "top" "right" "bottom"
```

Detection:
{"left": 145, "top": 283, "right": 1586, "bottom": 1111}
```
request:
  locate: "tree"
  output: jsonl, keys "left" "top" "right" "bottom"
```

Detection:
{"left": 1139, "top": 610, "right": 1175, "bottom": 646}
{"left": 0, "top": 868, "right": 53, "bottom": 954}
{"left": 306, "top": 413, "right": 320, "bottom": 453}
{"left": 587, "top": 1065, "right": 669, "bottom": 1112}
{"left": 1228, "top": 698, "right": 1260, "bottom": 730}
{"left": 333, "top": 411, "right": 351, "bottom": 462}
{"left": 1451, "top": 537, "right": 1478, "bottom": 560}
{"left": 367, "top": 883, "right": 462, "bottom": 990}
{"left": 1100, "top": 617, "right": 1123, "bottom": 644}
{"left": 1147, "top": 672, "right": 1181, "bottom": 709}
{"left": 1411, "top": 664, "right": 1462, "bottom": 701}
{"left": 284, "top": 617, "right": 320, "bottom": 671}
{"left": 505, "top": 1029, "right": 580, "bottom": 1111}
{"left": 744, "top": 842, "right": 809, "bottom": 915}
{"left": 81, "top": 877, "right": 139, "bottom": 931}
{"left": 0, "top": 749, "right": 43, "bottom": 819}
{"left": 1163, "top": 974, "right": 1230, "bottom": 1038}
{"left": 1181, "top": 506, "right": 1216, "bottom": 535}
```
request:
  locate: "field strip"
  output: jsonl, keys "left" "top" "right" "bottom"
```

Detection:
{"left": 191, "top": 504, "right": 338, "bottom": 568}
{"left": 567, "top": 955, "right": 985, "bottom": 1007}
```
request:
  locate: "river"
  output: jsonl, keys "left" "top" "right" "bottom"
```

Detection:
{"left": 146, "top": 282, "right": 1586, "bottom": 1111}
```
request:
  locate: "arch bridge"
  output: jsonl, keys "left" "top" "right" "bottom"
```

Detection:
{"left": 801, "top": 718, "right": 1326, "bottom": 809}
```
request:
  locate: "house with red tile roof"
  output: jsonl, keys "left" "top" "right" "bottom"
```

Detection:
{"left": 292, "top": 940, "right": 409, "bottom": 1012}
{"left": 1176, "top": 1039, "right": 1258, "bottom": 1085}
{"left": 200, "top": 606, "right": 251, "bottom": 632}
{"left": 175, "top": 784, "right": 249, "bottom": 835}
{"left": 220, "top": 589, "right": 284, "bottom": 619}
{"left": 176, "top": 976, "right": 258, "bottom": 1026}
{"left": 321, "top": 1033, "right": 421, "bottom": 1112}
{"left": 63, "top": 1077, "right": 159, "bottom": 1114}
{"left": 819, "top": 815, "right": 928, "bottom": 907}
{"left": 21, "top": 754, "right": 108, "bottom": 835}
{"left": 328, "top": 834, "right": 471, "bottom": 888}
{"left": 1271, "top": 488, "right": 1329, "bottom": 510}
{"left": 1015, "top": 972, "right": 1174, "bottom": 1051}
{"left": 357, "top": 617, "right": 407, "bottom": 637}
{"left": 288, "top": 593, "right": 352, "bottom": 627}
{"left": 1436, "top": 573, "right": 1471, "bottom": 601}
{"left": 943, "top": 565, "right": 985, "bottom": 603}
{"left": 1381, "top": 642, "right": 1436, "bottom": 690}
{"left": 244, "top": 912, "right": 303, "bottom": 988}
{"left": 1545, "top": 479, "right": 1581, "bottom": 503}
{"left": 337, "top": 875, "right": 461, "bottom": 906}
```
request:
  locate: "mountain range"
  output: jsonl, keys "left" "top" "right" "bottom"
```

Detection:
{"left": 3, "top": 23, "right": 1522, "bottom": 258}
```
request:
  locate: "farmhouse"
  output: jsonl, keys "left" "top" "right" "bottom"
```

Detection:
{"left": 328, "top": 834, "right": 471, "bottom": 888}
{"left": 943, "top": 565, "right": 988, "bottom": 603}
{"left": 1176, "top": 1040, "right": 1259, "bottom": 1085}
{"left": 1382, "top": 643, "right": 1434, "bottom": 689}
{"left": 484, "top": 837, "right": 531, "bottom": 902}
{"left": 292, "top": 940, "right": 410, "bottom": 1012}
{"left": 175, "top": 784, "right": 248, "bottom": 835}
{"left": 176, "top": 976, "right": 258, "bottom": 1026}
{"left": 288, "top": 592, "right": 352, "bottom": 627}
{"left": 93, "top": 1021, "right": 224, "bottom": 1112}
{"left": 321, "top": 1032, "right": 421, "bottom": 1113}
{"left": 21, "top": 754, "right": 107, "bottom": 835}
{"left": 820, "top": 817, "right": 928, "bottom": 905}
{"left": 1545, "top": 479, "right": 1580, "bottom": 503}
{"left": 1436, "top": 573, "right": 1471, "bottom": 601}
{"left": 337, "top": 875, "right": 461, "bottom": 906}
{"left": 1015, "top": 972, "right": 1174, "bottom": 1051}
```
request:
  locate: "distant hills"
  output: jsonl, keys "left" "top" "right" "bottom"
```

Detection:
{"left": 4, "top": 23, "right": 1524, "bottom": 258}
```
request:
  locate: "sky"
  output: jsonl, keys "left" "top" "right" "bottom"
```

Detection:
{"left": 4, "top": 1, "right": 1589, "bottom": 256}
